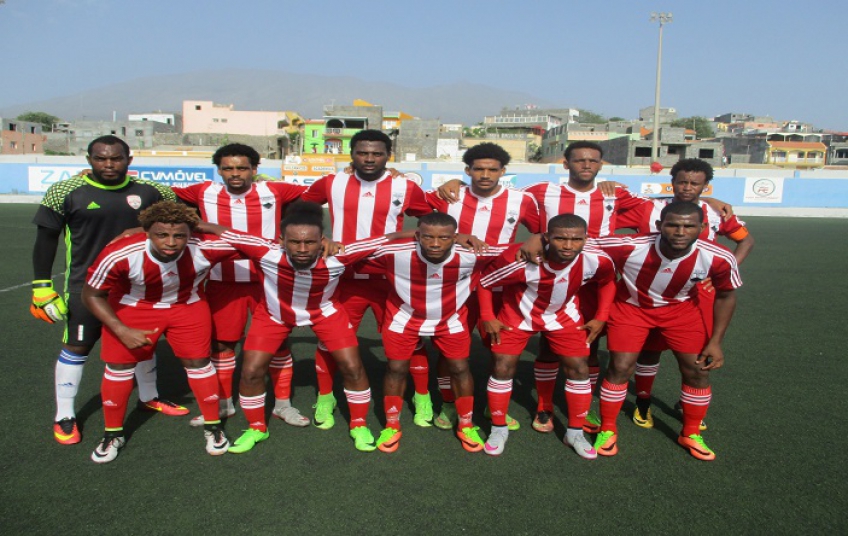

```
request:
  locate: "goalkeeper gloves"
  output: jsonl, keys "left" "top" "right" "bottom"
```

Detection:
{"left": 31, "top": 280, "right": 68, "bottom": 324}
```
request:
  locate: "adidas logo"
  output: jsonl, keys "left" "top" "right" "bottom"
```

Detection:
{"left": 479, "top": 206, "right": 490, "bottom": 212}
{"left": 577, "top": 199, "right": 588, "bottom": 205}
{"left": 556, "top": 277, "right": 567, "bottom": 284}
{"left": 204, "top": 395, "right": 219, "bottom": 402}
{"left": 387, "top": 405, "right": 399, "bottom": 413}
{"left": 250, "top": 421, "right": 264, "bottom": 427}
{"left": 165, "top": 271, "right": 178, "bottom": 277}
{"left": 491, "top": 410, "right": 504, "bottom": 416}
{"left": 661, "top": 268, "right": 673, "bottom": 273}
{"left": 362, "top": 192, "right": 375, "bottom": 198}
{"left": 429, "top": 273, "right": 441, "bottom": 279}
{"left": 103, "top": 400, "right": 117, "bottom": 407}
{"left": 235, "top": 199, "right": 244, "bottom": 204}
{"left": 87, "top": 201, "right": 101, "bottom": 210}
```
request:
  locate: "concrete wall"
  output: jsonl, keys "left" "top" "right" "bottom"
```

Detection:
{"left": 4, "top": 155, "right": 848, "bottom": 214}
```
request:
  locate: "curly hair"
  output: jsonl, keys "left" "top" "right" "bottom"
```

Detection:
{"left": 462, "top": 142, "right": 511, "bottom": 167}
{"left": 669, "top": 158, "right": 714, "bottom": 182}
{"left": 138, "top": 201, "right": 201, "bottom": 231}
{"left": 281, "top": 201, "right": 325, "bottom": 234}
{"left": 212, "top": 143, "right": 261, "bottom": 167}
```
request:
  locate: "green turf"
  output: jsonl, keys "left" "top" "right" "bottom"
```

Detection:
{"left": 1, "top": 204, "right": 847, "bottom": 534}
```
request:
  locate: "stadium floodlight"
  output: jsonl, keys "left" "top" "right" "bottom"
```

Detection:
{"left": 650, "top": 11, "right": 673, "bottom": 168}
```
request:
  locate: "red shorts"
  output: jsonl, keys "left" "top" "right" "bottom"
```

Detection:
{"left": 578, "top": 283, "right": 598, "bottom": 320}
{"left": 607, "top": 301, "right": 707, "bottom": 355}
{"left": 338, "top": 278, "right": 389, "bottom": 331}
{"left": 492, "top": 324, "right": 589, "bottom": 358}
{"left": 101, "top": 301, "right": 212, "bottom": 364}
{"left": 642, "top": 286, "right": 714, "bottom": 352}
{"left": 244, "top": 303, "right": 358, "bottom": 354}
{"left": 383, "top": 328, "right": 470, "bottom": 361}
{"left": 206, "top": 280, "right": 263, "bottom": 342}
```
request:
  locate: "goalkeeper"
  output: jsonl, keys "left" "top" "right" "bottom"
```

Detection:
{"left": 31, "top": 135, "right": 189, "bottom": 446}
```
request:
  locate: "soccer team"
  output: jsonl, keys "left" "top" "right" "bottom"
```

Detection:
{"left": 30, "top": 131, "right": 750, "bottom": 464}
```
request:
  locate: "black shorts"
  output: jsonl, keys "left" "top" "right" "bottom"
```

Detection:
{"left": 63, "top": 291, "right": 103, "bottom": 347}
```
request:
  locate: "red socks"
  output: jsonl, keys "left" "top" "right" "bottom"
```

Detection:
{"left": 565, "top": 378, "right": 592, "bottom": 430}
{"left": 680, "top": 384, "right": 711, "bottom": 436}
{"left": 534, "top": 360, "right": 559, "bottom": 412}
{"left": 598, "top": 379, "right": 628, "bottom": 433}
{"left": 101, "top": 365, "right": 135, "bottom": 430}
{"left": 269, "top": 351, "right": 293, "bottom": 400}
{"left": 486, "top": 377, "right": 512, "bottom": 427}
{"left": 345, "top": 388, "right": 371, "bottom": 429}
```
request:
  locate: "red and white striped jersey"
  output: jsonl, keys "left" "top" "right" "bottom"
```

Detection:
{"left": 301, "top": 171, "right": 432, "bottom": 242}
{"left": 478, "top": 244, "right": 616, "bottom": 331}
{"left": 86, "top": 233, "right": 239, "bottom": 309}
{"left": 357, "top": 241, "right": 507, "bottom": 336}
{"left": 615, "top": 197, "right": 750, "bottom": 242}
{"left": 522, "top": 182, "right": 643, "bottom": 237}
{"left": 219, "top": 230, "right": 388, "bottom": 327}
{"left": 592, "top": 234, "right": 742, "bottom": 308}
{"left": 172, "top": 181, "right": 305, "bottom": 283}
{"left": 425, "top": 186, "right": 542, "bottom": 243}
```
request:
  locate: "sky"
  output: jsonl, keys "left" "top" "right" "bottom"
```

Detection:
{"left": 1, "top": 0, "right": 847, "bottom": 130}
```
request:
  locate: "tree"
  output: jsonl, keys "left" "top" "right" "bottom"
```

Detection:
{"left": 577, "top": 109, "right": 607, "bottom": 124}
{"left": 609, "top": 116, "right": 626, "bottom": 122}
{"left": 527, "top": 142, "right": 542, "bottom": 162}
{"left": 670, "top": 116, "right": 715, "bottom": 139}
{"left": 17, "top": 111, "right": 62, "bottom": 132}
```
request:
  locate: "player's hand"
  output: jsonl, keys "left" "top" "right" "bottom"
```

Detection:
{"left": 696, "top": 341, "right": 724, "bottom": 371}
{"left": 703, "top": 197, "right": 734, "bottom": 219}
{"left": 577, "top": 319, "right": 606, "bottom": 345}
{"left": 456, "top": 233, "right": 488, "bottom": 253}
{"left": 344, "top": 164, "right": 354, "bottom": 174}
{"left": 108, "top": 227, "right": 144, "bottom": 245}
{"left": 30, "top": 280, "right": 67, "bottom": 324}
{"left": 322, "top": 238, "right": 344, "bottom": 258}
{"left": 115, "top": 326, "right": 158, "bottom": 349}
{"left": 517, "top": 234, "right": 544, "bottom": 265}
{"left": 436, "top": 179, "right": 463, "bottom": 204}
{"left": 482, "top": 319, "right": 510, "bottom": 345}
{"left": 387, "top": 167, "right": 402, "bottom": 178}
{"left": 598, "top": 181, "right": 626, "bottom": 197}
{"left": 699, "top": 277, "right": 714, "bottom": 293}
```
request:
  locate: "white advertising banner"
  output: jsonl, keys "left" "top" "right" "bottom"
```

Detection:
{"left": 28, "top": 166, "right": 87, "bottom": 192}
{"left": 744, "top": 177, "right": 785, "bottom": 203}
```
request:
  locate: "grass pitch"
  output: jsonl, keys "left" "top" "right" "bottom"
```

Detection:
{"left": 0, "top": 204, "right": 846, "bottom": 534}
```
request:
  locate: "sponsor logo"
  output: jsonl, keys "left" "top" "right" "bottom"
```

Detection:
{"left": 362, "top": 191, "right": 374, "bottom": 198}
{"left": 661, "top": 267, "right": 673, "bottom": 274}
{"left": 235, "top": 199, "right": 244, "bottom": 205}
{"left": 479, "top": 205, "right": 490, "bottom": 212}
{"left": 577, "top": 199, "right": 588, "bottom": 206}
{"left": 126, "top": 195, "right": 142, "bottom": 209}
{"left": 752, "top": 178, "right": 776, "bottom": 197}
{"left": 556, "top": 277, "right": 568, "bottom": 284}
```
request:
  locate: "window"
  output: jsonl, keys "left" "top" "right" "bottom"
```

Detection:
{"left": 772, "top": 151, "right": 787, "bottom": 162}
{"left": 31, "top": 144, "right": 36, "bottom": 151}
{"left": 213, "top": 118, "right": 219, "bottom": 123}
{"left": 135, "top": 130, "right": 144, "bottom": 136}
{"left": 121, "top": 127, "right": 126, "bottom": 136}
{"left": 10, "top": 141, "right": 17, "bottom": 149}
{"left": 221, "top": 119, "right": 227, "bottom": 123}
{"left": 634, "top": 147, "right": 652, "bottom": 157}
{"left": 30, "top": 126, "right": 36, "bottom": 134}
{"left": 8, "top": 123, "right": 16, "bottom": 132}
{"left": 699, "top": 149, "right": 715, "bottom": 159}
{"left": 195, "top": 105, "right": 201, "bottom": 110}
{"left": 111, "top": 130, "right": 117, "bottom": 135}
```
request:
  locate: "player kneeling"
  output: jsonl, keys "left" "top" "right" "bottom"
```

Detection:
{"left": 83, "top": 201, "right": 240, "bottom": 463}
{"left": 478, "top": 215, "right": 616, "bottom": 458}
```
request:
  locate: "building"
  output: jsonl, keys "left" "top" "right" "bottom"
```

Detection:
{"left": 182, "top": 100, "right": 303, "bottom": 137}
{"left": 722, "top": 131, "right": 826, "bottom": 169}
{"left": 639, "top": 106, "right": 678, "bottom": 125}
{"left": 44, "top": 120, "right": 175, "bottom": 155}
{"left": 539, "top": 123, "right": 637, "bottom": 163}
{"left": 0, "top": 118, "right": 44, "bottom": 154}
{"left": 394, "top": 119, "right": 439, "bottom": 162}
{"left": 598, "top": 127, "right": 723, "bottom": 169}
{"left": 128, "top": 111, "right": 183, "bottom": 132}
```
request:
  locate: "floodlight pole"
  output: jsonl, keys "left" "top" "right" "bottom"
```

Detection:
{"left": 650, "top": 12, "right": 672, "bottom": 166}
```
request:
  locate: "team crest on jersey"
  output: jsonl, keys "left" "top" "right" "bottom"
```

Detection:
{"left": 506, "top": 209, "right": 519, "bottom": 224}
{"left": 126, "top": 195, "right": 142, "bottom": 209}
{"left": 689, "top": 269, "right": 708, "bottom": 282}
{"left": 459, "top": 270, "right": 472, "bottom": 281}
{"left": 583, "top": 269, "right": 596, "bottom": 280}
{"left": 392, "top": 192, "right": 405, "bottom": 207}
{"left": 260, "top": 196, "right": 275, "bottom": 208}
{"left": 605, "top": 203, "right": 614, "bottom": 212}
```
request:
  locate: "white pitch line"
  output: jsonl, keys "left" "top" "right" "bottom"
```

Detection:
{"left": 0, "top": 273, "right": 63, "bottom": 293}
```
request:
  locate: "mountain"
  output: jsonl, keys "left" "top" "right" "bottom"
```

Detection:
{"left": 0, "top": 69, "right": 556, "bottom": 125}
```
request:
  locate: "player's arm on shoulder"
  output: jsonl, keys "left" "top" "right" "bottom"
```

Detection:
{"left": 598, "top": 180, "right": 629, "bottom": 197}
{"left": 517, "top": 233, "right": 544, "bottom": 265}
{"left": 436, "top": 179, "right": 465, "bottom": 204}
{"left": 702, "top": 197, "right": 733, "bottom": 218}
{"left": 81, "top": 283, "right": 156, "bottom": 349}
{"left": 456, "top": 233, "right": 489, "bottom": 253}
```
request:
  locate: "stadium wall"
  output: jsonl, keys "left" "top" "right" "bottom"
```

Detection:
{"left": 1, "top": 155, "right": 846, "bottom": 216}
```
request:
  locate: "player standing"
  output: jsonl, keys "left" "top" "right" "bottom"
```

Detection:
{"left": 300, "top": 130, "right": 435, "bottom": 430}
{"left": 199, "top": 202, "right": 396, "bottom": 453}
{"left": 31, "top": 135, "right": 187, "bottom": 445}
{"left": 425, "top": 142, "right": 541, "bottom": 431}
{"left": 615, "top": 158, "right": 754, "bottom": 428}
{"left": 592, "top": 201, "right": 741, "bottom": 461}
{"left": 172, "top": 143, "right": 309, "bottom": 427}
{"left": 356, "top": 213, "right": 506, "bottom": 453}
{"left": 477, "top": 214, "right": 616, "bottom": 458}
{"left": 82, "top": 202, "right": 239, "bottom": 463}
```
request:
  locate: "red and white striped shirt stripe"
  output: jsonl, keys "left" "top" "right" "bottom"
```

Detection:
{"left": 357, "top": 241, "right": 506, "bottom": 336}
{"left": 592, "top": 234, "right": 742, "bottom": 308}
{"left": 522, "top": 182, "right": 642, "bottom": 237}
{"left": 425, "top": 186, "right": 541, "bottom": 243}
{"left": 479, "top": 244, "right": 616, "bottom": 331}
{"left": 172, "top": 181, "right": 305, "bottom": 283}
{"left": 615, "top": 197, "right": 748, "bottom": 241}
{"left": 219, "top": 230, "right": 388, "bottom": 326}
{"left": 86, "top": 233, "right": 239, "bottom": 308}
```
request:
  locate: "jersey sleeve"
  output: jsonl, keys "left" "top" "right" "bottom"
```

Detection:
{"left": 519, "top": 194, "right": 542, "bottom": 234}
{"left": 708, "top": 253, "right": 743, "bottom": 291}
{"left": 219, "top": 230, "right": 276, "bottom": 260}
{"left": 614, "top": 202, "right": 649, "bottom": 232}
{"left": 718, "top": 215, "right": 750, "bottom": 242}
{"left": 424, "top": 190, "right": 449, "bottom": 212}
{"left": 171, "top": 183, "right": 202, "bottom": 205}
{"left": 405, "top": 182, "right": 435, "bottom": 217}
{"left": 300, "top": 175, "right": 331, "bottom": 203}
{"left": 335, "top": 235, "right": 391, "bottom": 267}
{"left": 479, "top": 245, "right": 527, "bottom": 289}
{"left": 270, "top": 182, "right": 308, "bottom": 204}
{"left": 85, "top": 241, "right": 129, "bottom": 291}
{"left": 195, "top": 233, "right": 243, "bottom": 263}
{"left": 32, "top": 181, "right": 72, "bottom": 229}
{"left": 614, "top": 188, "right": 646, "bottom": 211}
